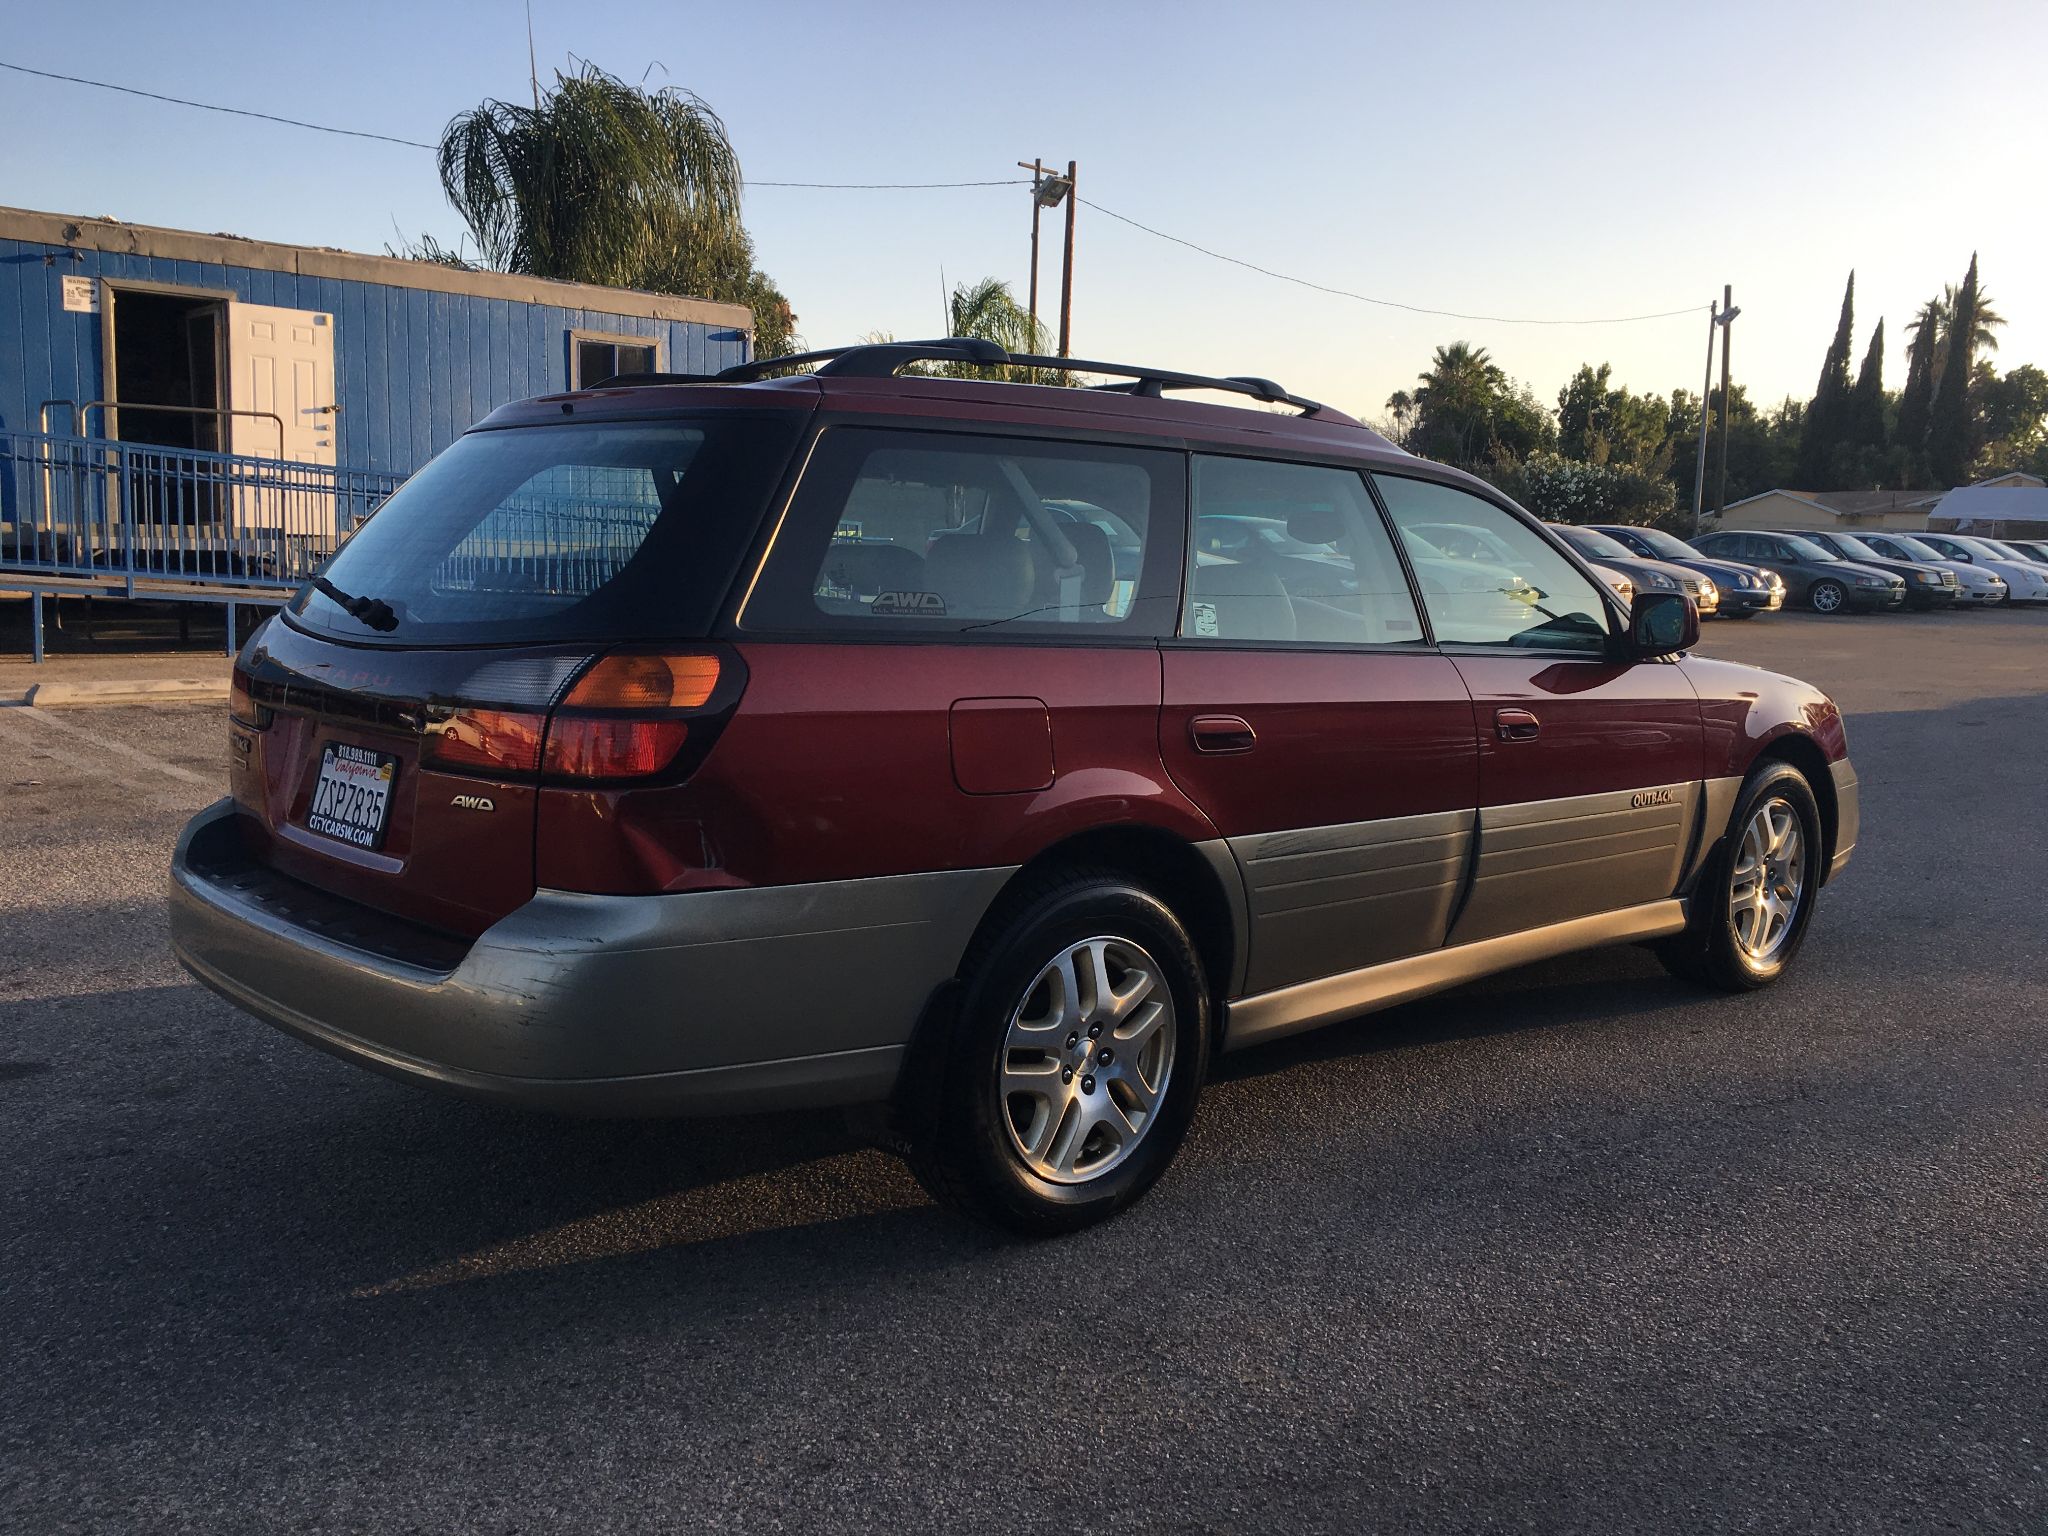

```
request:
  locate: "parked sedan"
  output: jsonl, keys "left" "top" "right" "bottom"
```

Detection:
{"left": 1856, "top": 532, "right": 2008, "bottom": 605}
{"left": 1796, "top": 530, "right": 1959, "bottom": 610}
{"left": 1692, "top": 530, "right": 1906, "bottom": 614}
{"left": 1998, "top": 536, "right": 2048, "bottom": 565}
{"left": 1548, "top": 524, "right": 1719, "bottom": 616}
{"left": 1914, "top": 533, "right": 2048, "bottom": 604}
{"left": 1590, "top": 523, "right": 1781, "bottom": 618}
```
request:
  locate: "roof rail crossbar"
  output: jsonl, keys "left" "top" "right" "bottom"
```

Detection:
{"left": 590, "top": 338, "right": 1328, "bottom": 416}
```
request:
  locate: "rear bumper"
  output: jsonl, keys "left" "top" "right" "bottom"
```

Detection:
{"left": 169, "top": 800, "right": 1011, "bottom": 1116}
{"left": 1827, "top": 758, "right": 1860, "bottom": 882}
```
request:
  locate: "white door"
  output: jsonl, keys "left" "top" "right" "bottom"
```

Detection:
{"left": 226, "top": 302, "right": 335, "bottom": 465}
{"left": 225, "top": 303, "right": 336, "bottom": 566}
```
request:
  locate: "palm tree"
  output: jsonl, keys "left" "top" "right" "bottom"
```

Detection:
{"left": 433, "top": 65, "right": 797, "bottom": 356}
{"left": 1409, "top": 343, "right": 1509, "bottom": 463}
{"left": 439, "top": 64, "right": 740, "bottom": 288}
{"left": 1906, "top": 284, "right": 2006, "bottom": 357}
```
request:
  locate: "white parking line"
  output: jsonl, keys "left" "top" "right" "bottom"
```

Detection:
{"left": 0, "top": 704, "right": 215, "bottom": 786}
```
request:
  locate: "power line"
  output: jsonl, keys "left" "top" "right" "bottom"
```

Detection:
{"left": 0, "top": 59, "right": 1028, "bottom": 188}
{"left": 0, "top": 59, "right": 437, "bottom": 149}
{"left": 4, "top": 54, "right": 1706, "bottom": 326}
{"left": 1078, "top": 195, "right": 1705, "bottom": 326}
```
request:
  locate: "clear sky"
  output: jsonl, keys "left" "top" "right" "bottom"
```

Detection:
{"left": 3, "top": 0, "right": 2043, "bottom": 424}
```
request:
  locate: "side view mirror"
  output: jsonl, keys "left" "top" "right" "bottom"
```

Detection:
{"left": 1629, "top": 590, "right": 1698, "bottom": 659}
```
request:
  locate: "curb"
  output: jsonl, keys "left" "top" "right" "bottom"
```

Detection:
{"left": 22, "top": 678, "right": 229, "bottom": 708}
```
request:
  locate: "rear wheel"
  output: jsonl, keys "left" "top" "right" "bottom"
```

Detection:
{"left": 1658, "top": 760, "right": 1822, "bottom": 991}
{"left": 1809, "top": 579, "right": 1847, "bottom": 614}
{"left": 904, "top": 871, "right": 1209, "bottom": 1235}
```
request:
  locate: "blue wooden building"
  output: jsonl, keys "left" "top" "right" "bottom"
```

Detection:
{"left": 0, "top": 204, "right": 753, "bottom": 655}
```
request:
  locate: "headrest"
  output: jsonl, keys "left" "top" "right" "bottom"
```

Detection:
{"left": 1057, "top": 521, "right": 1117, "bottom": 607}
{"left": 926, "top": 534, "right": 1035, "bottom": 619}
{"left": 818, "top": 541, "right": 924, "bottom": 598}
{"left": 1287, "top": 506, "right": 1346, "bottom": 546}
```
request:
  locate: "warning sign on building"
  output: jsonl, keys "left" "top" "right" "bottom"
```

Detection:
{"left": 61, "top": 275, "right": 98, "bottom": 313}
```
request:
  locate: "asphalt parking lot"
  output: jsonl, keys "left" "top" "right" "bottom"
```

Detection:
{"left": 3, "top": 608, "right": 2044, "bottom": 1534}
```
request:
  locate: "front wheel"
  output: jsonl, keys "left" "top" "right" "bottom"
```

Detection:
{"left": 905, "top": 871, "right": 1210, "bottom": 1235}
{"left": 1809, "top": 579, "right": 1847, "bottom": 614}
{"left": 1658, "top": 761, "right": 1823, "bottom": 991}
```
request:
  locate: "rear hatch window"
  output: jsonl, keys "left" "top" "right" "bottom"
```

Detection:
{"left": 288, "top": 415, "right": 802, "bottom": 646}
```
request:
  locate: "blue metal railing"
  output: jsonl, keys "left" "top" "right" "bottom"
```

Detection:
{"left": 0, "top": 430, "right": 404, "bottom": 593}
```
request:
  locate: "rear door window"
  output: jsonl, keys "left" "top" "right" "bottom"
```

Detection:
{"left": 1184, "top": 456, "right": 1423, "bottom": 645}
{"left": 743, "top": 427, "right": 1185, "bottom": 637}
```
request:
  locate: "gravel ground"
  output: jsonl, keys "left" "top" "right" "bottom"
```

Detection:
{"left": 1, "top": 610, "right": 2043, "bottom": 1534}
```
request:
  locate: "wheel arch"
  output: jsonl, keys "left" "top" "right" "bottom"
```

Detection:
{"left": 1751, "top": 732, "right": 1839, "bottom": 876}
{"left": 965, "top": 824, "right": 1245, "bottom": 1026}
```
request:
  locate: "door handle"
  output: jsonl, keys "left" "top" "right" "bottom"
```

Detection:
{"left": 1190, "top": 715, "right": 1256, "bottom": 754}
{"left": 1495, "top": 707, "right": 1541, "bottom": 741}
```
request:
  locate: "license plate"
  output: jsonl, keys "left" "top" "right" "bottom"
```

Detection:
{"left": 306, "top": 743, "right": 398, "bottom": 850}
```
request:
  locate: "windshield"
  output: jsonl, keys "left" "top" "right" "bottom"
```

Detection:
{"left": 1828, "top": 533, "right": 1888, "bottom": 561}
{"left": 1625, "top": 526, "right": 1696, "bottom": 560}
{"left": 1949, "top": 536, "right": 2007, "bottom": 560}
{"left": 1778, "top": 534, "right": 1834, "bottom": 562}
{"left": 1978, "top": 538, "right": 2030, "bottom": 560}
{"left": 1553, "top": 525, "right": 1635, "bottom": 561}
{"left": 289, "top": 416, "right": 802, "bottom": 646}
{"left": 1885, "top": 535, "right": 1945, "bottom": 561}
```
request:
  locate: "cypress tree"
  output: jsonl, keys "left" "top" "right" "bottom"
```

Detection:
{"left": 1897, "top": 299, "right": 1940, "bottom": 454}
{"left": 1796, "top": 271, "right": 1855, "bottom": 485}
{"left": 1850, "top": 318, "right": 1887, "bottom": 453}
{"left": 1928, "top": 254, "right": 1979, "bottom": 486}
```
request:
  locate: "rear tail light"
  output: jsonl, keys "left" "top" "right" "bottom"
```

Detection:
{"left": 540, "top": 652, "right": 732, "bottom": 783}
{"left": 423, "top": 708, "right": 546, "bottom": 775}
{"left": 228, "top": 666, "right": 267, "bottom": 729}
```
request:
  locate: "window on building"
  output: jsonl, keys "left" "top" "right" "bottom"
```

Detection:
{"left": 572, "top": 335, "right": 659, "bottom": 389}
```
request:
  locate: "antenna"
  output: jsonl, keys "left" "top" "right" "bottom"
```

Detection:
{"left": 525, "top": 0, "right": 541, "bottom": 111}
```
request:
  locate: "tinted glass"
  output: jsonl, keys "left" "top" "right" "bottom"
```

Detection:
{"left": 1626, "top": 526, "right": 1699, "bottom": 561}
{"left": 745, "top": 427, "right": 1183, "bottom": 636}
{"left": 1184, "top": 457, "right": 1423, "bottom": 645}
{"left": 1828, "top": 533, "right": 1887, "bottom": 560}
{"left": 1777, "top": 534, "right": 1834, "bottom": 562}
{"left": 1551, "top": 524, "right": 1637, "bottom": 562}
{"left": 289, "top": 417, "right": 801, "bottom": 646}
{"left": 1373, "top": 475, "right": 1610, "bottom": 652}
{"left": 1884, "top": 535, "right": 1944, "bottom": 561}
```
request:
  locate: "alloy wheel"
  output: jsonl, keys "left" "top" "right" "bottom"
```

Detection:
{"left": 1729, "top": 796, "right": 1806, "bottom": 966}
{"left": 1811, "top": 582, "right": 1844, "bottom": 613}
{"left": 999, "top": 935, "right": 1177, "bottom": 1185}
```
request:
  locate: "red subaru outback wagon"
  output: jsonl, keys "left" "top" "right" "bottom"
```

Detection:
{"left": 170, "top": 339, "right": 1859, "bottom": 1233}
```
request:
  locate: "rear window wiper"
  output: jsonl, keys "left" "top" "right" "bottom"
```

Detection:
{"left": 311, "top": 576, "right": 401, "bottom": 633}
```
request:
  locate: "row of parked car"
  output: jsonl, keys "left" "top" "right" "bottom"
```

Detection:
{"left": 1544, "top": 523, "right": 2048, "bottom": 618}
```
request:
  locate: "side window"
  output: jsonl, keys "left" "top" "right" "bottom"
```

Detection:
{"left": 744, "top": 428, "right": 1183, "bottom": 636}
{"left": 1184, "top": 456, "right": 1423, "bottom": 645}
{"left": 1373, "top": 474, "right": 1612, "bottom": 653}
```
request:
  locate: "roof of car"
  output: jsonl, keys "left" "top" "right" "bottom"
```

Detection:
{"left": 474, "top": 338, "right": 1406, "bottom": 461}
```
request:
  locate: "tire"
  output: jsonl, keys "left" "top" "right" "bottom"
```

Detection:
{"left": 904, "top": 869, "right": 1210, "bottom": 1235}
{"left": 1658, "top": 760, "right": 1824, "bottom": 992}
{"left": 1808, "top": 579, "right": 1847, "bottom": 614}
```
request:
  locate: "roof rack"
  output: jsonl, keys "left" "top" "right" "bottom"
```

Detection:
{"left": 596, "top": 337, "right": 1330, "bottom": 417}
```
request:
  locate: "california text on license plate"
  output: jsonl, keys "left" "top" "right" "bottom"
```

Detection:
{"left": 307, "top": 742, "right": 398, "bottom": 850}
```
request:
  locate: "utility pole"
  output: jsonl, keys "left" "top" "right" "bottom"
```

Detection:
{"left": 1713, "top": 284, "right": 1740, "bottom": 522}
{"left": 1025, "top": 157, "right": 1044, "bottom": 345}
{"left": 1690, "top": 301, "right": 1718, "bottom": 535}
{"left": 1058, "top": 159, "right": 1078, "bottom": 358}
{"left": 1018, "top": 159, "right": 1077, "bottom": 366}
